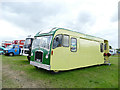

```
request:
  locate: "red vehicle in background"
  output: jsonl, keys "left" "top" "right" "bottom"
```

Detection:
{"left": 12, "top": 40, "right": 19, "bottom": 44}
{"left": 12, "top": 40, "right": 25, "bottom": 48}
{"left": 2, "top": 41, "right": 12, "bottom": 48}
{"left": 19, "top": 40, "right": 25, "bottom": 48}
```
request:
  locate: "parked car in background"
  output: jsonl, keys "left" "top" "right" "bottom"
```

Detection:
{"left": 0, "top": 47, "right": 5, "bottom": 55}
{"left": 2, "top": 41, "right": 12, "bottom": 48}
{"left": 4, "top": 44, "right": 21, "bottom": 56}
{"left": 19, "top": 40, "right": 25, "bottom": 48}
{"left": 12, "top": 40, "right": 25, "bottom": 48}
{"left": 12, "top": 40, "right": 19, "bottom": 44}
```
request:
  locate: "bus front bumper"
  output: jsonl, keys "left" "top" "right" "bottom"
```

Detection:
{"left": 30, "top": 61, "right": 51, "bottom": 70}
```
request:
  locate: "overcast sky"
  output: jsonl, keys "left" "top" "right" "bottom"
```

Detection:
{"left": 0, "top": 0, "right": 119, "bottom": 48}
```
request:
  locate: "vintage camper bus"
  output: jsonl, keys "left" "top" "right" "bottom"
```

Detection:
{"left": 30, "top": 28, "right": 111, "bottom": 72}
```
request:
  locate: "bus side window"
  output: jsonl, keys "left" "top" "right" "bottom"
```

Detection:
{"left": 71, "top": 38, "right": 77, "bottom": 52}
{"left": 104, "top": 43, "right": 107, "bottom": 50}
{"left": 100, "top": 43, "right": 103, "bottom": 52}
{"left": 53, "top": 34, "right": 62, "bottom": 49}
{"left": 63, "top": 35, "right": 69, "bottom": 47}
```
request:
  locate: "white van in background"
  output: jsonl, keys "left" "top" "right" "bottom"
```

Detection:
{"left": 109, "top": 49, "right": 117, "bottom": 55}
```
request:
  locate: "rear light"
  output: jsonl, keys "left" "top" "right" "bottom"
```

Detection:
{"left": 51, "top": 50, "right": 53, "bottom": 55}
{"left": 104, "top": 53, "right": 111, "bottom": 57}
{"left": 107, "top": 53, "right": 111, "bottom": 57}
{"left": 104, "top": 53, "right": 107, "bottom": 56}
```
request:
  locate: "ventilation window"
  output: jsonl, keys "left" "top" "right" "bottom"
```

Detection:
{"left": 63, "top": 35, "right": 69, "bottom": 47}
{"left": 104, "top": 43, "right": 107, "bottom": 50}
{"left": 71, "top": 38, "right": 77, "bottom": 52}
{"left": 100, "top": 43, "right": 103, "bottom": 52}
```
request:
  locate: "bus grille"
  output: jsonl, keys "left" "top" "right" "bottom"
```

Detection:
{"left": 35, "top": 51, "right": 43, "bottom": 62}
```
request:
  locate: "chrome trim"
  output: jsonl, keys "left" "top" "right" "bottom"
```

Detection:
{"left": 30, "top": 61, "right": 50, "bottom": 70}
{"left": 36, "top": 50, "right": 43, "bottom": 52}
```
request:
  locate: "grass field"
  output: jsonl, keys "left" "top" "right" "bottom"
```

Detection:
{"left": 2, "top": 55, "right": 119, "bottom": 88}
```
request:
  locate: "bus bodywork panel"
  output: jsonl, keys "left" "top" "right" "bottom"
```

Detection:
{"left": 50, "top": 29, "right": 105, "bottom": 70}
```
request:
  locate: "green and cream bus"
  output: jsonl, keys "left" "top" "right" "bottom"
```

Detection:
{"left": 30, "top": 28, "right": 111, "bottom": 72}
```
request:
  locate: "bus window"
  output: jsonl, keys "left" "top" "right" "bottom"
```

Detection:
{"left": 53, "top": 34, "right": 62, "bottom": 49}
{"left": 63, "top": 35, "right": 69, "bottom": 47}
{"left": 104, "top": 43, "right": 107, "bottom": 50}
{"left": 71, "top": 38, "right": 77, "bottom": 52}
{"left": 100, "top": 43, "right": 103, "bottom": 52}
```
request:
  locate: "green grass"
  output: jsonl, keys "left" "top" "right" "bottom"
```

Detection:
{"left": 2, "top": 55, "right": 118, "bottom": 88}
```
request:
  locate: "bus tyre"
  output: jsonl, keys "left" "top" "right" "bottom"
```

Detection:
{"left": 27, "top": 56, "right": 30, "bottom": 62}
{"left": 9, "top": 53, "right": 14, "bottom": 56}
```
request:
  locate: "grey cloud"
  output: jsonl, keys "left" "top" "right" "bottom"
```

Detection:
{"left": 1, "top": 1, "right": 118, "bottom": 48}
{"left": 2, "top": 2, "right": 63, "bottom": 16}
{"left": 65, "top": 11, "right": 96, "bottom": 33}
{"left": 1, "top": 2, "right": 96, "bottom": 34}
{"left": 1, "top": 2, "right": 66, "bottom": 33}
{"left": 78, "top": 12, "right": 95, "bottom": 24}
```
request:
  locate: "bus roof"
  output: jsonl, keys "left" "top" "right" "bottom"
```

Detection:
{"left": 35, "top": 27, "right": 105, "bottom": 40}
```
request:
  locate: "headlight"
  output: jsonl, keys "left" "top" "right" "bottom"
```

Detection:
{"left": 46, "top": 55, "right": 48, "bottom": 59}
{"left": 45, "top": 52, "right": 49, "bottom": 59}
{"left": 31, "top": 52, "right": 33, "bottom": 56}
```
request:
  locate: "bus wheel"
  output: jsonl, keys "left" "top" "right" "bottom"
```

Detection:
{"left": 9, "top": 53, "right": 14, "bottom": 56}
{"left": 53, "top": 70, "right": 59, "bottom": 73}
{"left": 27, "top": 56, "right": 30, "bottom": 62}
